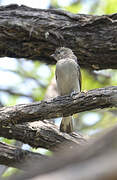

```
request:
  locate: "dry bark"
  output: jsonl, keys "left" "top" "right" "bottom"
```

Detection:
{"left": 0, "top": 121, "right": 87, "bottom": 151}
{"left": 0, "top": 142, "right": 47, "bottom": 170}
{"left": 0, "top": 4, "right": 117, "bottom": 69}
{"left": 10, "top": 125, "right": 117, "bottom": 180}
{"left": 0, "top": 86, "right": 116, "bottom": 126}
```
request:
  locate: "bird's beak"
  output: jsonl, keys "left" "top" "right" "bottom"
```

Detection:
{"left": 50, "top": 54, "right": 55, "bottom": 58}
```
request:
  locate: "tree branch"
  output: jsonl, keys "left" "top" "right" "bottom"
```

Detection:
{"left": 0, "top": 86, "right": 117, "bottom": 126}
{"left": 0, "top": 121, "right": 87, "bottom": 151}
{"left": 0, "top": 142, "right": 47, "bottom": 170}
{"left": 0, "top": 4, "right": 117, "bottom": 70}
{"left": 9, "top": 124, "right": 117, "bottom": 180}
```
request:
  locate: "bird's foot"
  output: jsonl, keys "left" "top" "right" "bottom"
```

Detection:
{"left": 70, "top": 91, "right": 77, "bottom": 97}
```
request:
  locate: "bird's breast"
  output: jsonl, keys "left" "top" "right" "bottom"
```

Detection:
{"left": 56, "top": 59, "right": 80, "bottom": 95}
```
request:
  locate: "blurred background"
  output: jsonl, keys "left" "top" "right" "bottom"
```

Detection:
{"left": 0, "top": 0, "right": 117, "bottom": 178}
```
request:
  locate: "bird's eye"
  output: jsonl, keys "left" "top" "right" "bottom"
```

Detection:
{"left": 57, "top": 51, "right": 60, "bottom": 54}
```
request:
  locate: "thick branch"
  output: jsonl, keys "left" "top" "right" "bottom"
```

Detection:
{"left": 0, "top": 142, "right": 47, "bottom": 170}
{"left": 10, "top": 125, "right": 117, "bottom": 180}
{"left": 0, "top": 86, "right": 117, "bottom": 126}
{"left": 0, "top": 121, "right": 87, "bottom": 151}
{"left": 0, "top": 4, "right": 117, "bottom": 70}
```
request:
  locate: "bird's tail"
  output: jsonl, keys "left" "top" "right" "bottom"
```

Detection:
{"left": 60, "top": 116, "right": 73, "bottom": 133}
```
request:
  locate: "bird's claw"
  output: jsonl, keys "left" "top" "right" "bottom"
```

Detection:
{"left": 70, "top": 91, "right": 76, "bottom": 97}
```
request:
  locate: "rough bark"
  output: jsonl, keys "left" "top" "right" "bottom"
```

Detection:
{"left": 10, "top": 125, "right": 117, "bottom": 180}
{"left": 0, "top": 86, "right": 116, "bottom": 126}
{"left": 0, "top": 4, "right": 117, "bottom": 70}
{"left": 0, "top": 142, "right": 47, "bottom": 170}
{"left": 0, "top": 121, "right": 87, "bottom": 151}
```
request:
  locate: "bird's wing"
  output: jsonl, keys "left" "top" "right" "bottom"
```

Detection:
{"left": 77, "top": 64, "right": 82, "bottom": 91}
{"left": 55, "top": 67, "right": 57, "bottom": 81}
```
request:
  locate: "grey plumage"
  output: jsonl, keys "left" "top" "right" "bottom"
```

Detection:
{"left": 52, "top": 47, "right": 81, "bottom": 133}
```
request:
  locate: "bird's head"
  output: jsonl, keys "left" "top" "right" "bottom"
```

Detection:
{"left": 51, "top": 47, "right": 76, "bottom": 61}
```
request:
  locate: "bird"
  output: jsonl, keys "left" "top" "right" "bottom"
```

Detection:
{"left": 51, "top": 47, "right": 81, "bottom": 133}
